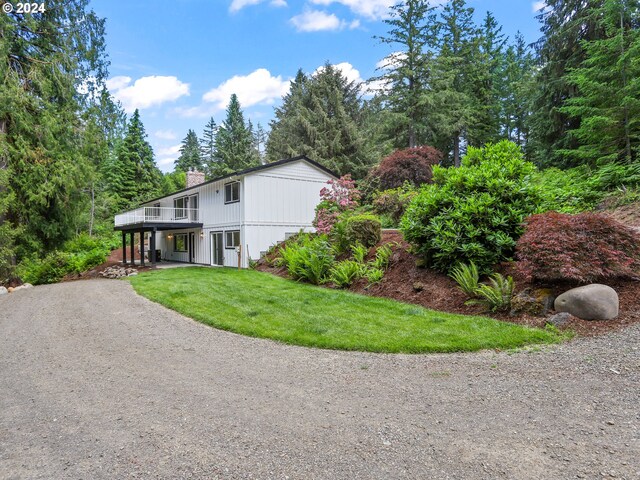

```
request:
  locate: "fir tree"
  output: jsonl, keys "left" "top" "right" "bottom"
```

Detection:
{"left": 373, "top": 0, "right": 437, "bottom": 149}
{"left": 559, "top": 0, "right": 640, "bottom": 165}
{"left": 175, "top": 129, "right": 203, "bottom": 172}
{"left": 199, "top": 117, "right": 219, "bottom": 177}
{"left": 214, "top": 94, "right": 259, "bottom": 173}
{"left": 111, "top": 110, "right": 162, "bottom": 207}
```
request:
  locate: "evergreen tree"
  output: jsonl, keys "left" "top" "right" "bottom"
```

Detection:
{"left": 529, "top": 0, "right": 603, "bottom": 167}
{"left": 175, "top": 129, "right": 203, "bottom": 172}
{"left": 373, "top": 0, "right": 437, "bottom": 148}
{"left": 199, "top": 117, "right": 220, "bottom": 177}
{"left": 559, "top": 0, "right": 640, "bottom": 165}
{"left": 0, "top": 0, "right": 109, "bottom": 253}
{"left": 214, "top": 94, "right": 259, "bottom": 173}
{"left": 267, "top": 69, "right": 309, "bottom": 161}
{"left": 111, "top": 110, "right": 162, "bottom": 207}
{"left": 267, "top": 64, "right": 375, "bottom": 178}
{"left": 503, "top": 33, "right": 535, "bottom": 149}
{"left": 253, "top": 122, "right": 268, "bottom": 164}
{"left": 430, "top": 0, "right": 480, "bottom": 166}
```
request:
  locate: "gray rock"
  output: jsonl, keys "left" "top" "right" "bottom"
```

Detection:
{"left": 0, "top": 286, "right": 7, "bottom": 296}
{"left": 547, "top": 312, "right": 571, "bottom": 327}
{"left": 554, "top": 284, "right": 619, "bottom": 321}
{"left": 22, "top": 283, "right": 33, "bottom": 289}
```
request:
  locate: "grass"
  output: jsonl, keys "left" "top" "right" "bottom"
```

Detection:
{"left": 129, "top": 267, "right": 563, "bottom": 354}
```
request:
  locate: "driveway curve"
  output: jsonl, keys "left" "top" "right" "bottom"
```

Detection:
{"left": 0, "top": 279, "right": 638, "bottom": 479}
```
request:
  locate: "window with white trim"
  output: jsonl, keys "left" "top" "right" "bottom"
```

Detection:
{"left": 174, "top": 233, "right": 188, "bottom": 252}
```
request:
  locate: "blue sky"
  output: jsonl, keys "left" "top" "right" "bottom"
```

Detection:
{"left": 90, "top": 0, "right": 546, "bottom": 172}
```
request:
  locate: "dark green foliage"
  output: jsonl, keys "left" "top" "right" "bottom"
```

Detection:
{"left": 110, "top": 110, "right": 163, "bottom": 209}
{"left": 559, "top": 0, "right": 640, "bottom": 165}
{"left": 267, "top": 65, "right": 375, "bottom": 178}
{"left": 449, "top": 262, "right": 480, "bottom": 297}
{"left": 401, "top": 141, "right": 544, "bottom": 274}
{"left": 214, "top": 94, "right": 259, "bottom": 174}
{"left": 199, "top": 117, "right": 220, "bottom": 178}
{"left": 175, "top": 129, "right": 204, "bottom": 172}
{"left": 373, "top": 0, "right": 437, "bottom": 148}
{"left": 344, "top": 214, "right": 382, "bottom": 248}
{"left": 516, "top": 211, "right": 640, "bottom": 283}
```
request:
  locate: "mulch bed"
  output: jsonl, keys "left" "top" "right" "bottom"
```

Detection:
{"left": 62, "top": 249, "right": 152, "bottom": 282}
{"left": 256, "top": 230, "right": 640, "bottom": 337}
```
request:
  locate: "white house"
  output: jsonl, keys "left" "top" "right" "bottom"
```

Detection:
{"left": 114, "top": 156, "right": 337, "bottom": 268}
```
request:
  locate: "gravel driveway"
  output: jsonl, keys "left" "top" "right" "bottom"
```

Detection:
{"left": 1, "top": 279, "right": 638, "bottom": 479}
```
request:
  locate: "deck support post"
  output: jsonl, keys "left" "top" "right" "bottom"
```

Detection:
{"left": 122, "top": 231, "right": 127, "bottom": 265}
{"left": 130, "top": 231, "right": 135, "bottom": 266}
{"left": 140, "top": 229, "right": 145, "bottom": 266}
{"left": 150, "top": 228, "right": 157, "bottom": 266}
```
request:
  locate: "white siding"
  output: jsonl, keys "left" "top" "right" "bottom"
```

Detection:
{"left": 144, "top": 159, "right": 334, "bottom": 268}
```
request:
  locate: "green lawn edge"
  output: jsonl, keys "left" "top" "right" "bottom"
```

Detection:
{"left": 128, "top": 267, "right": 563, "bottom": 354}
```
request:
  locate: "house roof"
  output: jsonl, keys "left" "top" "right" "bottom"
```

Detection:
{"left": 142, "top": 155, "right": 338, "bottom": 206}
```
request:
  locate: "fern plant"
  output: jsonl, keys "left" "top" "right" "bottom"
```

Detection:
{"left": 330, "top": 260, "right": 365, "bottom": 288}
{"left": 371, "top": 243, "right": 393, "bottom": 270}
{"left": 467, "top": 273, "right": 514, "bottom": 312}
{"left": 351, "top": 242, "right": 368, "bottom": 264}
{"left": 365, "top": 267, "right": 385, "bottom": 285}
{"left": 449, "top": 262, "right": 480, "bottom": 297}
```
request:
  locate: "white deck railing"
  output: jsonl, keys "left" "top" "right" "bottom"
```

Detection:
{"left": 115, "top": 207, "right": 199, "bottom": 227}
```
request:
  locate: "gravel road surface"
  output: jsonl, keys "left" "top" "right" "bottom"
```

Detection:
{"left": 1, "top": 279, "right": 638, "bottom": 479}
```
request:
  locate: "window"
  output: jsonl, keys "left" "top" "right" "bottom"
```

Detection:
{"left": 174, "top": 197, "right": 186, "bottom": 219}
{"left": 225, "top": 230, "right": 240, "bottom": 249}
{"left": 224, "top": 182, "right": 240, "bottom": 204}
{"left": 174, "top": 233, "right": 187, "bottom": 252}
{"left": 188, "top": 194, "right": 198, "bottom": 221}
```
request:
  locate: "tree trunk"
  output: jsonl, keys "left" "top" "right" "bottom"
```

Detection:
{"left": 89, "top": 184, "right": 95, "bottom": 237}
{"left": 453, "top": 134, "right": 461, "bottom": 167}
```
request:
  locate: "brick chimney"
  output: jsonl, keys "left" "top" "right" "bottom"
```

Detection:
{"left": 186, "top": 168, "right": 205, "bottom": 188}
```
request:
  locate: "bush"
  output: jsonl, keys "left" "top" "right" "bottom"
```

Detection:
{"left": 370, "top": 146, "right": 443, "bottom": 190}
{"left": 365, "top": 267, "right": 385, "bottom": 284}
{"left": 344, "top": 214, "right": 382, "bottom": 248}
{"left": 516, "top": 212, "right": 640, "bottom": 283}
{"left": 467, "top": 273, "right": 514, "bottom": 312}
{"left": 401, "top": 140, "right": 544, "bottom": 274}
{"left": 372, "top": 184, "right": 418, "bottom": 226}
{"left": 313, "top": 175, "right": 361, "bottom": 234}
{"left": 533, "top": 167, "right": 601, "bottom": 214}
{"left": 449, "top": 262, "right": 480, "bottom": 298}
{"left": 330, "top": 260, "right": 365, "bottom": 288}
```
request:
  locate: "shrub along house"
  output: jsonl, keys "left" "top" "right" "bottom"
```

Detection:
{"left": 114, "top": 156, "right": 337, "bottom": 268}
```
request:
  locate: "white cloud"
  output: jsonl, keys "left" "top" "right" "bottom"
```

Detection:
{"left": 155, "top": 143, "right": 182, "bottom": 170}
{"left": 532, "top": 1, "right": 546, "bottom": 12}
{"left": 290, "top": 9, "right": 360, "bottom": 33}
{"left": 309, "top": 0, "right": 393, "bottom": 20}
{"left": 202, "top": 68, "right": 290, "bottom": 111}
{"left": 154, "top": 130, "right": 177, "bottom": 140}
{"left": 229, "top": 0, "right": 287, "bottom": 12}
{"left": 107, "top": 75, "right": 190, "bottom": 113}
{"left": 375, "top": 51, "right": 407, "bottom": 70}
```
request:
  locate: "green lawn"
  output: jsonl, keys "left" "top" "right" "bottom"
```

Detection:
{"left": 129, "top": 267, "right": 562, "bottom": 354}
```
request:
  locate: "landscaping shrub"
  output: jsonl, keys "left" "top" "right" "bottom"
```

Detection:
{"left": 372, "top": 184, "right": 418, "bottom": 226}
{"left": 467, "top": 273, "right": 514, "bottom": 312}
{"left": 330, "top": 260, "right": 365, "bottom": 288}
{"left": 449, "top": 262, "right": 480, "bottom": 298}
{"left": 351, "top": 242, "right": 368, "bottom": 264}
{"left": 516, "top": 211, "right": 640, "bottom": 283}
{"left": 401, "top": 140, "right": 544, "bottom": 274}
{"left": 370, "top": 146, "right": 443, "bottom": 190}
{"left": 16, "top": 233, "right": 116, "bottom": 285}
{"left": 313, "top": 175, "right": 360, "bottom": 234}
{"left": 344, "top": 214, "right": 382, "bottom": 248}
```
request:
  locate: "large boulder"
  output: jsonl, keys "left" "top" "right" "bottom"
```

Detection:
{"left": 554, "top": 284, "right": 619, "bottom": 321}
